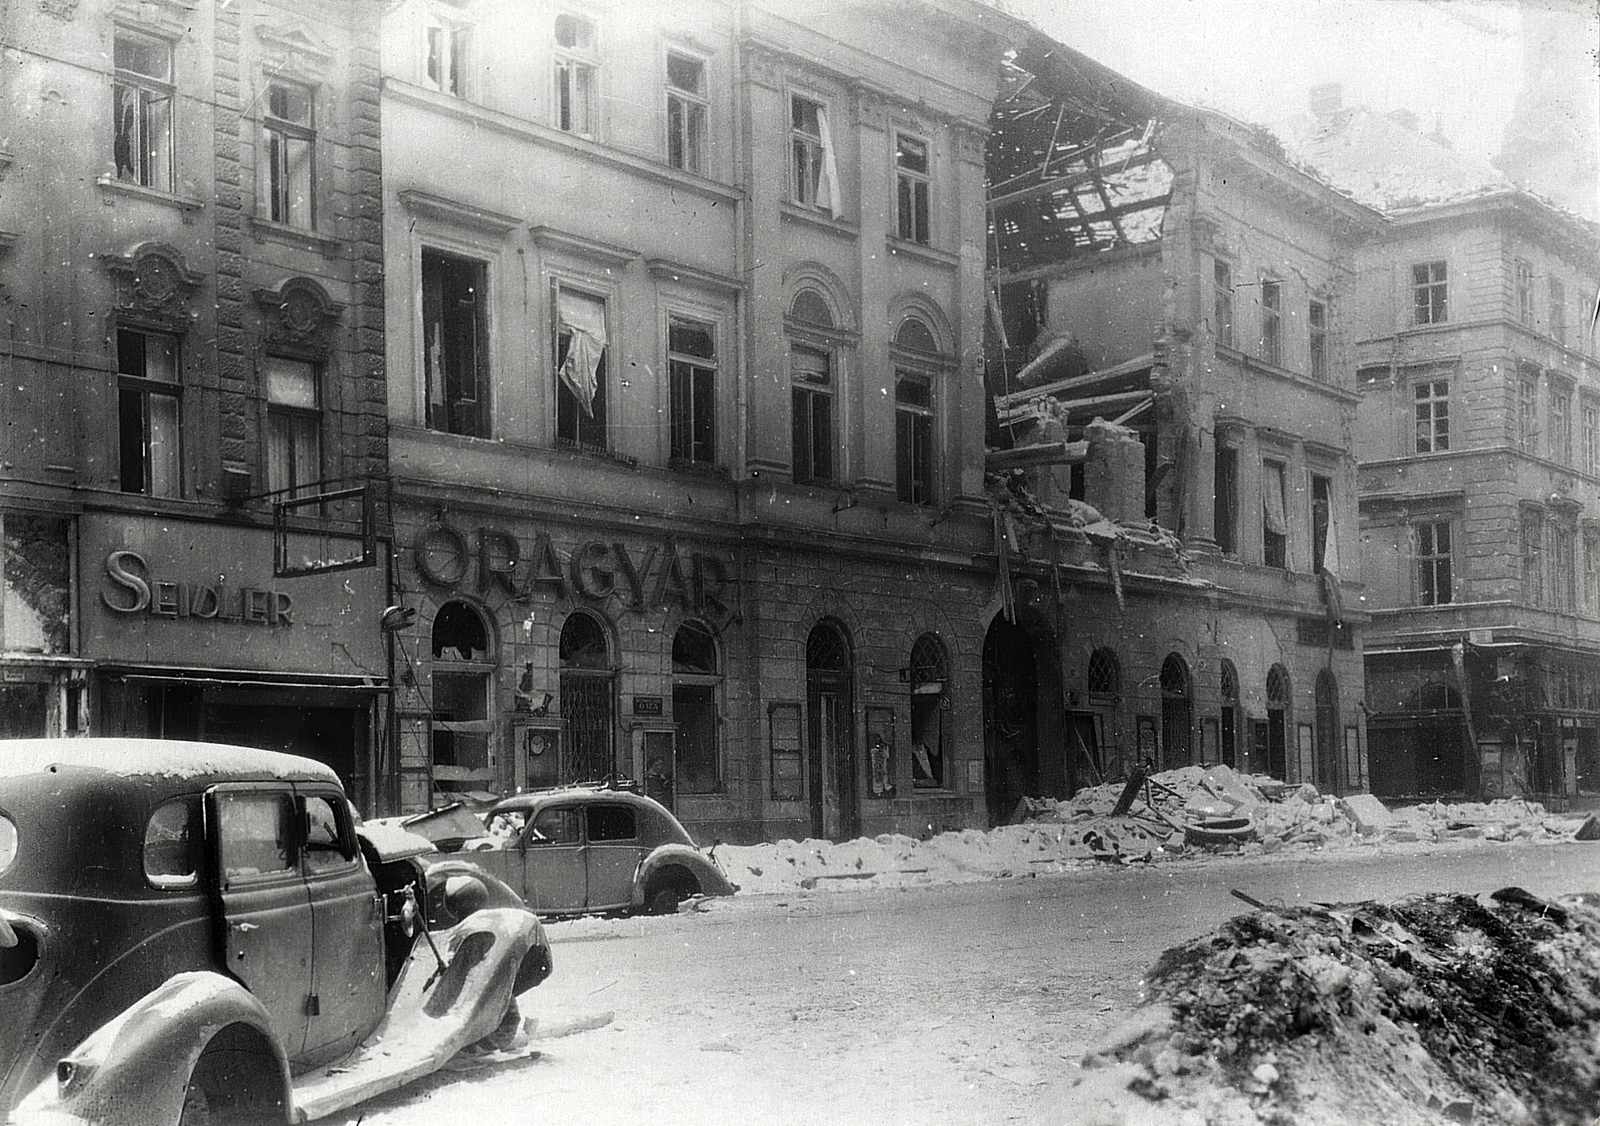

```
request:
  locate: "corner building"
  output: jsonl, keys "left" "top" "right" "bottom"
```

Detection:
{"left": 379, "top": 0, "right": 1017, "bottom": 839}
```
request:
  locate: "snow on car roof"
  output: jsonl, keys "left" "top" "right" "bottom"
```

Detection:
{"left": 0, "top": 738, "right": 340, "bottom": 784}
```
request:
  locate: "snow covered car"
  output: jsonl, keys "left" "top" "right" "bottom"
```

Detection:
{"left": 393, "top": 785, "right": 734, "bottom": 917}
{"left": 0, "top": 738, "right": 552, "bottom": 1126}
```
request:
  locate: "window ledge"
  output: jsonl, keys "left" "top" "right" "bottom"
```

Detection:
{"left": 96, "top": 175, "right": 206, "bottom": 218}
{"left": 886, "top": 237, "right": 957, "bottom": 270}
{"left": 248, "top": 217, "right": 343, "bottom": 258}
{"left": 1216, "top": 344, "right": 1360, "bottom": 404}
{"left": 780, "top": 201, "right": 857, "bottom": 240}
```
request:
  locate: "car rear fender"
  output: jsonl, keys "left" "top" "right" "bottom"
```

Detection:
{"left": 9, "top": 971, "right": 291, "bottom": 1126}
{"left": 636, "top": 844, "right": 736, "bottom": 903}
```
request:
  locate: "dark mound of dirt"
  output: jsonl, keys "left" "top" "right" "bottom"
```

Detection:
{"left": 1043, "top": 888, "right": 1600, "bottom": 1126}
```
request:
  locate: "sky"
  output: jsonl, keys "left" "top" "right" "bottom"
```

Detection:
{"left": 1004, "top": 0, "right": 1599, "bottom": 211}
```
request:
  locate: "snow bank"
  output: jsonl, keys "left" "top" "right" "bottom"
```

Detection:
{"left": 713, "top": 767, "right": 1587, "bottom": 897}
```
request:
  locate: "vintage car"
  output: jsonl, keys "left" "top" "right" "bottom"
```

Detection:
{"left": 391, "top": 784, "right": 735, "bottom": 917}
{"left": 0, "top": 739, "right": 553, "bottom": 1126}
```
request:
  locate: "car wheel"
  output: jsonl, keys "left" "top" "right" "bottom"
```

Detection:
{"left": 178, "top": 1027, "right": 283, "bottom": 1126}
{"left": 647, "top": 884, "right": 683, "bottom": 916}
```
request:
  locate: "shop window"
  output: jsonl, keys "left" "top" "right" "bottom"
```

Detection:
{"left": 665, "top": 52, "right": 706, "bottom": 174}
{"left": 560, "top": 612, "right": 614, "bottom": 782}
{"left": 1412, "top": 260, "right": 1448, "bottom": 325}
{"left": 1414, "top": 380, "right": 1449, "bottom": 453}
{"left": 1160, "top": 654, "right": 1191, "bottom": 768}
{"left": 3, "top": 513, "right": 71, "bottom": 655}
{"left": 1416, "top": 520, "right": 1453, "bottom": 605}
{"left": 668, "top": 316, "right": 716, "bottom": 466}
{"left": 430, "top": 600, "right": 493, "bottom": 784}
{"left": 554, "top": 13, "right": 597, "bottom": 136}
{"left": 790, "top": 94, "right": 839, "bottom": 216}
{"left": 894, "top": 133, "right": 930, "bottom": 244}
{"left": 424, "top": 8, "right": 473, "bottom": 98}
{"left": 118, "top": 328, "right": 182, "bottom": 497}
{"left": 1308, "top": 299, "right": 1328, "bottom": 381}
{"left": 432, "top": 599, "right": 488, "bottom": 659}
{"left": 1214, "top": 445, "right": 1238, "bottom": 554}
{"left": 1261, "top": 458, "right": 1288, "bottom": 569}
{"left": 672, "top": 620, "right": 720, "bottom": 795}
{"left": 263, "top": 81, "right": 314, "bottom": 227}
{"left": 1259, "top": 279, "right": 1281, "bottom": 366}
{"left": 264, "top": 357, "right": 321, "bottom": 499}
{"left": 909, "top": 634, "right": 947, "bottom": 789}
{"left": 113, "top": 28, "right": 174, "bottom": 191}
{"left": 1087, "top": 647, "right": 1120, "bottom": 699}
{"left": 556, "top": 284, "right": 609, "bottom": 450}
{"left": 422, "top": 249, "right": 490, "bottom": 439}
{"left": 1213, "top": 259, "right": 1234, "bottom": 348}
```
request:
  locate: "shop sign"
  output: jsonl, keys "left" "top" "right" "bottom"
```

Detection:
{"left": 102, "top": 551, "right": 294, "bottom": 625}
{"left": 413, "top": 522, "right": 734, "bottom": 617}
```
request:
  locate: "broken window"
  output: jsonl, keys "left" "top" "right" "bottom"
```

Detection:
{"left": 1261, "top": 459, "right": 1288, "bottom": 570}
{"left": 791, "top": 345, "right": 834, "bottom": 484}
{"left": 424, "top": 10, "right": 472, "bottom": 98}
{"left": 1308, "top": 299, "right": 1328, "bottom": 381}
{"left": 1259, "top": 279, "right": 1281, "bottom": 366}
{"left": 1550, "top": 380, "right": 1573, "bottom": 465}
{"left": 554, "top": 13, "right": 598, "bottom": 136}
{"left": 118, "top": 328, "right": 182, "bottom": 497}
{"left": 1414, "top": 380, "right": 1449, "bottom": 453}
{"left": 1213, "top": 445, "right": 1238, "bottom": 555}
{"left": 895, "top": 132, "right": 930, "bottom": 244}
{"left": 3, "top": 513, "right": 71, "bottom": 655}
{"left": 665, "top": 52, "right": 707, "bottom": 174}
{"left": 673, "top": 620, "right": 720, "bottom": 794}
{"left": 555, "top": 284, "right": 608, "bottom": 450}
{"left": 1416, "top": 521, "right": 1453, "bottom": 605}
{"left": 263, "top": 81, "right": 314, "bottom": 227}
{"left": 910, "top": 634, "right": 947, "bottom": 789}
{"left": 113, "top": 28, "right": 174, "bottom": 191}
{"left": 1213, "top": 260, "right": 1234, "bottom": 349}
{"left": 1515, "top": 258, "right": 1534, "bottom": 327}
{"left": 431, "top": 600, "right": 492, "bottom": 788}
{"left": 1412, "top": 260, "right": 1448, "bottom": 325}
{"left": 790, "top": 94, "right": 839, "bottom": 217}
{"left": 264, "top": 356, "right": 321, "bottom": 499}
{"left": 422, "top": 249, "right": 490, "bottom": 439}
{"left": 668, "top": 316, "right": 716, "bottom": 466}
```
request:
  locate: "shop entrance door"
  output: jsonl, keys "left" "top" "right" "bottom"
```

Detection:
{"left": 806, "top": 620, "right": 856, "bottom": 842}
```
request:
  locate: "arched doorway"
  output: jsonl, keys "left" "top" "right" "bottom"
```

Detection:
{"left": 560, "top": 611, "right": 615, "bottom": 782}
{"left": 982, "top": 614, "right": 1040, "bottom": 825}
{"left": 1219, "top": 660, "right": 1240, "bottom": 769}
{"left": 1315, "top": 669, "right": 1339, "bottom": 793}
{"left": 1266, "top": 664, "right": 1291, "bottom": 779}
{"left": 806, "top": 620, "right": 856, "bottom": 841}
{"left": 1160, "top": 654, "right": 1193, "bottom": 768}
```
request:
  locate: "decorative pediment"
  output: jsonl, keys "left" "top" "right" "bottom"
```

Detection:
{"left": 254, "top": 277, "right": 344, "bottom": 355}
{"left": 104, "top": 243, "right": 202, "bottom": 328}
{"left": 255, "top": 22, "right": 336, "bottom": 71}
{"left": 110, "top": 0, "right": 191, "bottom": 38}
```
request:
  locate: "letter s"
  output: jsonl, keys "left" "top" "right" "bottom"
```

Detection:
{"left": 103, "top": 551, "right": 151, "bottom": 613}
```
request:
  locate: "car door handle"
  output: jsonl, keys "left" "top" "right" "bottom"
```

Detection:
{"left": 231, "top": 921, "right": 260, "bottom": 933}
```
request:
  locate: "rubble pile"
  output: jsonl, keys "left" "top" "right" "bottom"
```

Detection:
{"left": 1043, "top": 888, "right": 1600, "bottom": 1126}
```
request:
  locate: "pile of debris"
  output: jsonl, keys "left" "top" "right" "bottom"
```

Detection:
{"left": 1044, "top": 887, "right": 1600, "bottom": 1125}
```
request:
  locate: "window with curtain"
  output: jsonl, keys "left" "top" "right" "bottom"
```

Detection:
{"left": 1262, "top": 459, "right": 1288, "bottom": 569}
{"left": 555, "top": 285, "right": 608, "bottom": 449}
{"left": 118, "top": 327, "right": 182, "bottom": 497}
{"left": 264, "top": 357, "right": 321, "bottom": 499}
{"left": 790, "top": 94, "right": 840, "bottom": 217}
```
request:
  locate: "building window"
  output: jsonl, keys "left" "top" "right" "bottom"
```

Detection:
{"left": 1416, "top": 521, "right": 1452, "bottom": 605}
{"left": 790, "top": 94, "right": 840, "bottom": 216}
{"left": 424, "top": 10, "right": 472, "bottom": 98}
{"left": 668, "top": 315, "right": 716, "bottom": 466}
{"left": 1515, "top": 258, "right": 1534, "bottom": 326}
{"left": 422, "top": 249, "right": 490, "bottom": 439}
{"left": 791, "top": 345, "right": 834, "bottom": 484}
{"left": 1584, "top": 526, "right": 1600, "bottom": 612}
{"left": 910, "top": 635, "right": 948, "bottom": 789}
{"left": 560, "top": 611, "right": 615, "bottom": 782}
{"left": 1087, "top": 647, "right": 1120, "bottom": 698}
{"left": 1262, "top": 458, "right": 1288, "bottom": 569}
{"left": 113, "top": 29, "right": 174, "bottom": 191}
{"left": 1584, "top": 400, "right": 1600, "bottom": 475}
{"left": 1414, "top": 379, "right": 1449, "bottom": 453}
{"left": 1522, "top": 507, "right": 1545, "bottom": 606}
{"left": 555, "top": 284, "right": 609, "bottom": 450}
{"left": 430, "top": 601, "right": 494, "bottom": 793}
{"left": 665, "top": 52, "right": 707, "bottom": 174}
{"left": 1213, "top": 445, "right": 1238, "bottom": 554}
{"left": 1311, "top": 474, "right": 1332, "bottom": 574}
{"left": 672, "top": 621, "right": 721, "bottom": 794}
{"left": 1308, "top": 299, "right": 1328, "bottom": 381}
{"left": 1517, "top": 367, "right": 1539, "bottom": 454}
{"left": 1412, "top": 260, "right": 1448, "bottom": 325}
{"left": 1551, "top": 381, "right": 1573, "bottom": 464}
{"left": 1551, "top": 277, "right": 1567, "bottom": 347}
{"left": 263, "top": 82, "right": 314, "bottom": 228}
{"left": 117, "top": 328, "right": 181, "bottom": 497}
{"left": 894, "top": 133, "right": 930, "bottom": 244}
{"left": 1160, "top": 654, "right": 1192, "bottom": 769}
{"left": 893, "top": 317, "right": 939, "bottom": 506}
{"left": 554, "top": 13, "right": 598, "bottom": 136}
{"left": 1259, "top": 279, "right": 1281, "bottom": 366}
{"left": 1213, "top": 260, "right": 1234, "bottom": 348}
{"left": 264, "top": 357, "right": 321, "bottom": 499}
{"left": 1554, "top": 521, "right": 1577, "bottom": 611}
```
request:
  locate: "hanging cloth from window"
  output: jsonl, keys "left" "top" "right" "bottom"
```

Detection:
{"left": 815, "top": 106, "right": 842, "bottom": 220}
{"left": 558, "top": 289, "right": 607, "bottom": 418}
{"left": 1261, "top": 464, "right": 1287, "bottom": 537}
{"left": 1319, "top": 505, "right": 1343, "bottom": 624}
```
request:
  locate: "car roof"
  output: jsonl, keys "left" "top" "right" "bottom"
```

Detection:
{"left": 491, "top": 787, "right": 657, "bottom": 813}
{"left": 0, "top": 738, "right": 340, "bottom": 787}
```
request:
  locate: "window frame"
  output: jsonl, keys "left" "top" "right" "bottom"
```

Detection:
{"left": 667, "top": 313, "right": 718, "bottom": 467}
{"left": 1551, "top": 276, "right": 1568, "bottom": 347}
{"left": 1515, "top": 258, "right": 1535, "bottom": 327}
{"left": 262, "top": 79, "right": 316, "bottom": 229}
{"left": 1213, "top": 259, "right": 1234, "bottom": 349}
{"left": 1213, "top": 443, "right": 1239, "bottom": 555}
{"left": 117, "top": 326, "right": 183, "bottom": 498}
{"left": 1412, "top": 260, "right": 1448, "bottom": 325}
{"left": 1522, "top": 505, "right": 1546, "bottom": 607}
{"left": 1550, "top": 377, "right": 1574, "bottom": 465}
{"left": 893, "top": 131, "right": 931, "bottom": 245}
{"left": 1415, "top": 519, "right": 1454, "bottom": 606}
{"left": 789, "top": 92, "right": 835, "bottom": 213}
{"left": 112, "top": 26, "right": 176, "bottom": 192}
{"left": 664, "top": 49, "right": 708, "bottom": 175}
{"left": 909, "top": 634, "right": 949, "bottom": 790}
{"left": 1259, "top": 278, "right": 1282, "bottom": 366}
{"left": 790, "top": 342, "right": 835, "bottom": 485}
{"left": 422, "top": 7, "right": 473, "bottom": 99}
{"left": 894, "top": 370, "right": 934, "bottom": 506}
{"left": 1414, "top": 379, "right": 1450, "bottom": 454}
{"left": 672, "top": 619, "right": 722, "bottom": 795}
{"left": 1308, "top": 298, "right": 1328, "bottom": 381}
{"left": 553, "top": 11, "right": 599, "bottom": 138}
{"left": 1261, "top": 457, "right": 1289, "bottom": 570}
{"left": 1583, "top": 395, "right": 1600, "bottom": 476}
{"left": 553, "top": 278, "right": 613, "bottom": 452}
{"left": 1517, "top": 366, "right": 1540, "bottom": 454}
{"left": 421, "top": 247, "right": 492, "bottom": 440}
{"left": 263, "top": 355, "right": 323, "bottom": 500}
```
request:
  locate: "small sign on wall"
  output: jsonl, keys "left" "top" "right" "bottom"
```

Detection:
{"left": 632, "top": 696, "right": 664, "bottom": 716}
{"left": 965, "top": 758, "right": 984, "bottom": 792}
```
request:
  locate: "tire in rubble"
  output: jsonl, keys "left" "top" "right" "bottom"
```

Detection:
{"left": 177, "top": 1024, "right": 285, "bottom": 1126}
{"left": 644, "top": 867, "right": 699, "bottom": 915}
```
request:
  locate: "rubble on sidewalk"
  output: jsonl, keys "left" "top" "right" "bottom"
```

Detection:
{"left": 1040, "top": 887, "right": 1600, "bottom": 1126}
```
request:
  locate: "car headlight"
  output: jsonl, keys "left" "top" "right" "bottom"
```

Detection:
{"left": 0, "top": 814, "right": 15, "bottom": 877}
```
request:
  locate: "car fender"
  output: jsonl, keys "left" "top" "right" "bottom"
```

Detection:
{"left": 635, "top": 843, "right": 737, "bottom": 904}
{"left": 10, "top": 971, "right": 290, "bottom": 1126}
{"left": 416, "top": 859, "right": 552, "bottom": 992}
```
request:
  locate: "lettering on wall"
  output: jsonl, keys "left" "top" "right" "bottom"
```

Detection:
{"left": 414, "top": 523, "right": 733, "bottom": 618}
{"left": 101, "top": 550, "right": 294, "bottom": 626}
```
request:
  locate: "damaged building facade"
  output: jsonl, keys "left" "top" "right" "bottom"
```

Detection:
{"left": 0, "top": 0, "right": 392, "bottom": 808}
{"left": 982, "top": 36, "right": 1375, "bottom": 806}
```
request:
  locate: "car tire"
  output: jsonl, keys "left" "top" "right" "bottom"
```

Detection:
{"left": 647, "top": 884, "right": 683, "bottom": 916}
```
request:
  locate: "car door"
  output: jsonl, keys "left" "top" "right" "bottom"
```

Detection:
{"left": 583, "top": 802, "right": 642, "bottom": 913}
{"left": 298, "top": 788, "right": 386, "bottom": 1065}
{"left": 520, "top": 805, "right": 586, "bottom": 913}
{"left": 208, "top": 783, "right": 314, "bottom": 1058}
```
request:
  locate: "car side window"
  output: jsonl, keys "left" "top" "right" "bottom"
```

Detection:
{"left": 529, "top": 807, "right": 581, "bottom": 845}
{"left": 216, "top": 790, "right": 298, "bottom": 882}
{"left": 301, "top": 793, "right": 357, "bottom": 874}
{"left": 144, "top": 796, "right": 202, "bottom": 888}
{"left": 587, "top": 804, "right": 637, "bottom": 843}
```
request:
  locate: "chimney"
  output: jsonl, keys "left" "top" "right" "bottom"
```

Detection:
{"left": 1309, "top": 83, "right": 1342, "bottom": 115}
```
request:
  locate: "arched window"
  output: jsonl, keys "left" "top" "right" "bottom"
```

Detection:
{"left": 429, "top": 600, "right": 494, "bottom": 795}
{"left": 1160, "top": 654, "right": 1192, "bottom": 768}
{"left": 893, "top": 316, "right": 941, "bottom": 506}
{"left": 1265, "top": 664, "right": 1291, "bottom": 779}
{"left": 1087, "top": 648, "right": 1121, "bottom": 698}
{"left": 788, "top": 288, "right": 840, "bottom": 485}
{"left": 790, "top": 288, "right": 834, "bottom": 329}
{"left": 672, "top": 620, "right": 721, "bottom": 796}
{"left": 909, "top": 634, "right": 948, "bottom": 790}
{"left": 1219, "top": 659, "right": 1239, "bottom": 768}
{"left": 560, "top": 611, "right": 614, "bottom": 781}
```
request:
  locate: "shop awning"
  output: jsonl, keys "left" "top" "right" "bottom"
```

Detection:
{"left": 100, "top": 665, "right": 387, "bottom": 692}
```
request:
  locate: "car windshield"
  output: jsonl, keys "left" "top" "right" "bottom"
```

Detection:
{"left": 0, "top": 814, "right": 14, "bottom": 876}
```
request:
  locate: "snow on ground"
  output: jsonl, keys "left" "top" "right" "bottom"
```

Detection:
{"left": 708, "top": 766, "right": 1584, "bottom": 902}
